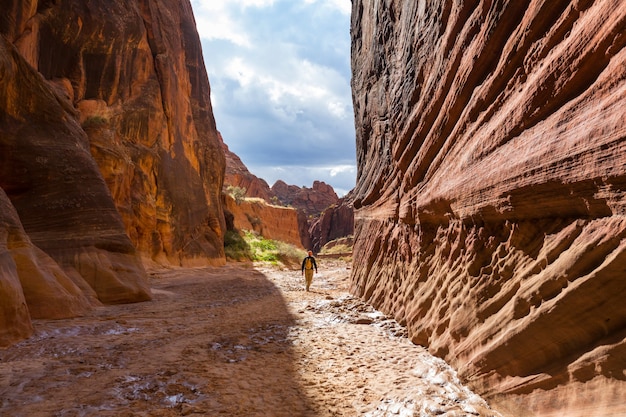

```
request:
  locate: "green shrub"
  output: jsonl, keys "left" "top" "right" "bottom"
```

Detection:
{"left": 224, "top": 229, "right": 252, "bottom": 261}
{"left": 242, "top": 230, "right": 306, "bottom": 266}
{"left": 82, "top": 115, "right": 109, "bottom": 129}
{"left": 319, "top": 243, "right": 352, "bottom": 255}
{"left": 226, "top": 185, "right": 247, "bottom": 205}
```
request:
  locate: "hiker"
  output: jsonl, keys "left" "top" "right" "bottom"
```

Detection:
{"left": 301, "top": 250, "right": 318, "bottom": 292}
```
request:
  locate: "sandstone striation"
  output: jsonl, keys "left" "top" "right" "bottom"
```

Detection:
{"left": 0, "top": 188, "right": 34, "bottom": 347}
{"left": 3, "top": 0, "right": 226, "bottom": 267}
{"left": 0, "top": 34, "right": 151, "bottom": 297}
{"left": 309, "top": 194, "right": 355, "bottom": 253}
{"left": 0, "top": 0, "right": 225, "bottom": 345}
{"left": 350, "top": 1, "right": 626, "bottom": 416}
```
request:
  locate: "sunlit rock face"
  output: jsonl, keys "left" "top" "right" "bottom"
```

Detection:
{"left": 0, "top": 0, "right": 224, "bottom": 344}
{"left": 350, "top": 1, "right": 626, "bottom": 416}
{"left": 3, "top": 0, "right": 225, "bottom": 267}
{"left": 224, "top": 195, "right": 305, "bottom": 249}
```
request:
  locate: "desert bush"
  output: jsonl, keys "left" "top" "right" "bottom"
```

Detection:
{"left": 243, "top": 230, "right": 306, "bottom": 266}
{"left": 82, "top": 115, "right": 108, "bottom": 129}
{"left": 224, "top": 229, "right": 252, "bottom": 261}
{"left": 226, "top": 185, "right": 247, "bottom": 205}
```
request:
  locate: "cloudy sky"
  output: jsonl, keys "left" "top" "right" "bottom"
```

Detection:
{"left": 190, "top": 0, "right": 356, "bottom": 196}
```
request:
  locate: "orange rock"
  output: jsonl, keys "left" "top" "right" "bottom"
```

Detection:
{"left": 0, "top": 36, "right": 151, "bottom": 312}
{"left": 350, "top": 0, "right": 626, "bottom": 415}
{"left": 0, "top": 189, "right": 34, "bottom": 348}
{"left": 224, "top": 195, "right": 305, "bottom": 249}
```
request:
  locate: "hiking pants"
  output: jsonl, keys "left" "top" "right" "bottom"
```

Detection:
{"left": 304, "top": 268, "right": 314, "bottom": 289}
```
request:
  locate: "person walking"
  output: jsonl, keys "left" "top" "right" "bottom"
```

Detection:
{"left": 301, "top": 250, "right": 318, "bottom": 292}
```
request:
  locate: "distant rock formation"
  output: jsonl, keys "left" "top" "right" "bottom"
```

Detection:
{"left": 0, "top": 0, "right": 225, "bottom": 346}
{"left": 309, "top": 194, "right": 355, "bottom": 253}
{"left": 220, "top": 141, "right": 348, "bottom": 250}
{"left": 350, "top": 1, "right": 626, "bottom": 416}
{"left": 272, "top": 180, "right": 340, "bottom": 216}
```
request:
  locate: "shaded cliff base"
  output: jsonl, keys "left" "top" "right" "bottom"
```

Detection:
{"left": 0, "top": 261, "right": 501, "bottom": 416}
{"left": 351, "top": 212, "right": 626, "bottom": 416}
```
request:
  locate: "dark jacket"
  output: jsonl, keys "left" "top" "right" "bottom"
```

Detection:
{"left": 301, "top": 256, "right": 318, "bottom": 272}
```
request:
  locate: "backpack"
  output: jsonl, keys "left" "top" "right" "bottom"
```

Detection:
{"left": 305, "top": 257, "right": 312, "bottom": 270}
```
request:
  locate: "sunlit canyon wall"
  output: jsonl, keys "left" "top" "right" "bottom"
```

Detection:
{"left": 0, "top": 0, "right": 225, "bottom": 346}
{"left": 349, "top": 1, "right": 626, "bottom": 415}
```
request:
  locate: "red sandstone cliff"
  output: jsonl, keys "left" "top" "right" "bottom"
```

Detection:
{"left": 220, "top": 141, "right": 346, "bottom": 250}
{"left": 0, "top": 0, "right": 224, "bottom": 346}
{"left": 350, "top": 1, "right": 626, "bottom": 416}
{"left": 309, "top": 194, "right": 355, "bottom": 253}
{"left": 224, "top": 195, "right": 305, "bottom": 249}
{"left": 272, "top": 180, "right": 340, "bottom": 216}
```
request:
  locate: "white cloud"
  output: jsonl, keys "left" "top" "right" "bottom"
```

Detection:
{"left": 191, "top": 0, "right": 277, "bottom": 46}
{"left": 192, "top": 0, "right": 356, "bottom": 193}
{"left": 329, "top": 165, "right": 356, "bottom": 177}
{"left": 302, "top": 0, "right": 352, "bottom": 15}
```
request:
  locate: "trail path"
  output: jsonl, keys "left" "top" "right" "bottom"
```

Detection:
{"left": 0, "top": 259, "right": 502, "bottom": 416}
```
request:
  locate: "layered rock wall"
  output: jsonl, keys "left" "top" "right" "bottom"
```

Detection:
{"left": 350, "top": 1, "right": 626, "bottom": 415}
{"left": 224, "top": 195, "right": 305, "bottom": 249}
{"left": 0, "top": 0, "right": 224, "bottom": 346}
{"left": 309, "top": 195, "right": 355, "bottom": 253}
{"left": 272, "top": 180, "right": 339, "bottom": 216}
{"left": 3, "top": 0, "right": 226, "bottom": 267}
{"left": 0, "top": 33, "right": 149, "bottom": 346}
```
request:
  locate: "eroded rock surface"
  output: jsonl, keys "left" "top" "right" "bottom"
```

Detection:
{"left": 224, "top": 195, "right": 306, "bottom": 249}
{"left": 272, "top": 180, "right": 340, "bottom": 216}
{"left": 0, "top": 0, "right": 224, "bottom": 345}
{"left": 309, "top": 194, "right": 355, "bottom": 253}
{"left": 350, "top": 1, "right": 626, "bottom": 416}
{"left": 5, "top": 0, "right": 225, "bottom": 267}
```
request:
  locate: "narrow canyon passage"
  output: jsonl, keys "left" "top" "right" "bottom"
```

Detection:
{"left": 0, "top": 260, "right": 501, "bottom": 416}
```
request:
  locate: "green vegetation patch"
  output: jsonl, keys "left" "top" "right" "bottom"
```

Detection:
{"left": 224, "top": 229, "right": 306, "bottom": 266}
{"left": 224, "top": 229, "right": 252, "bottom": 261}
{"left": 226, "top": 185, "right": 247, "bottom": 205}
{"left": 82, "top": 115, "right": 109, "bottom": 128}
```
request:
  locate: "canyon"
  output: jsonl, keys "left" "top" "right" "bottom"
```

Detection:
{"left": 350, "top": 0, "right": 626, "bottom": 416}
{"left": 222, "top": 134, "right": 354, "bottom": 252}
{"left": 1, "top": 0, "right": 625, "bottom": 416}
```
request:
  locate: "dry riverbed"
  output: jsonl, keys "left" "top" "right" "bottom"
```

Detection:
{"left": 0, "top": 259, "right": 502, "bottom": 416}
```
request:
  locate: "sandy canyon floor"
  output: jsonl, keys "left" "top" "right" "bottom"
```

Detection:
{"left": 0, "top": 259, "right": 502, "bottom": 417}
